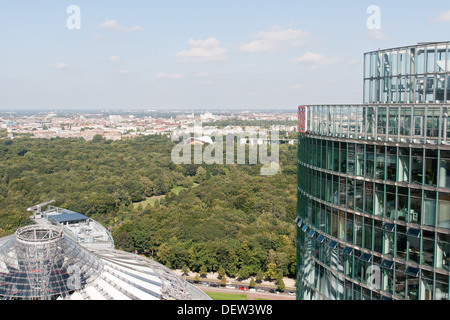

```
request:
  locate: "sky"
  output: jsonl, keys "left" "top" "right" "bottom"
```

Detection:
{"left": 0, "top": 0, "right": 449, "bottom": 111}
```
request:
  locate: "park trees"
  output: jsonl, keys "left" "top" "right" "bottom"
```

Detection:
{"left": 0, "top": 134, "right": 297, "bottom": 280}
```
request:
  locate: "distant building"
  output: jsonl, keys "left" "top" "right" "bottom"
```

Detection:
{"left": 185, "top": 136, "right": 213, "bottom": 145}
{"left": 297, "top": 42, "right": 450, "bottom": 300}
{"left": 102, "top": 130, "right": 122, "bottom": 141}
{"left": 200, "top": 112, "right": 215, "bottom": 121}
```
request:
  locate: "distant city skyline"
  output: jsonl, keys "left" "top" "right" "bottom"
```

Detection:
{"left": 1, "top": 0, "right": 449, "bottom": 111}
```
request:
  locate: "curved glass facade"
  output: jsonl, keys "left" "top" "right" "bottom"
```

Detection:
{"left": 296, "top": 43, "right": 450, "bottom": 300}
{"left": 364, "top": 42, "right": 450, "bottom": 104}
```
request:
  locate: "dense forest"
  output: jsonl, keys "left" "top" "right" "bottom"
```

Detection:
{"left": 0, "top": 134, "right": 297, "bottom": 279}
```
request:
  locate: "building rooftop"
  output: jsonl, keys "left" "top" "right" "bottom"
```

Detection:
{"left": 0, "top": 203, "right": 211, "bottom": 300}
{"left": 47, "top": 210, "right": 89, "bottom": 224}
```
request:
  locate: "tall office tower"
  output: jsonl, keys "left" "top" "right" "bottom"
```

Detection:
{"left": 296, "top": 42, "right": 450, "bottom": 300}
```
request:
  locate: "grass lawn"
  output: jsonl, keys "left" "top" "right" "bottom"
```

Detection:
{"left": 132, "top": 195, "right": 164, "bottom": 209}
{"left": 205, "top": 291, "right": 248, "bottom": 300}
{"left": 171, "top": 186, "right": 187, "bottom": 195}
{"left": 133, "top": 183, "right": 199, "bottom": 209}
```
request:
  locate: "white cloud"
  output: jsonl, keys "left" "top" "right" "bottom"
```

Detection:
{"left": 238, "top": 27, "right": 311, "bottom": 53}
{"left": 175, "top": 37, "right": 228, "bottom": 63}
{"left": 195, "top": 72, "right": 210, "bottom": 78}
{"left": 431, "top": 10, "right": 450, "bottom": 22}
{"left": 366, "top": 29, "right": 389, "bottom": 41}
{"left": 188, "top": 38, "right": 221, "bottom": 48}
{"left": 53, "top": 63, "right": 68, "bottom": 69}
{"left": 108, "top": 55, "right": 120, "bottom": 61}
{"left": 291, "top": 83, "right": 303, "bottom": 90}
{"left": 99, "top": 19, "right": 143, "bottom": 33}
{"left": 116, "top": 69, "right": 129, "bottom": 75}
{"left": 156, "top": 72, "right": 185, "bottom": 79}
{"left": 292, "top": 52, "right": 341, "bottom": 69}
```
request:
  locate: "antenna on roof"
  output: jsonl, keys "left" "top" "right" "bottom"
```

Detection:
{"left": 27, "top": 200, "right": 55, "bottom": 219}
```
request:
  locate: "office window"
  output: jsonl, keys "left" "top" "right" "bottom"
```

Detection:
{"left": 340, "top": 142, "right": 347, "bottom": 173}
{"left": 437, "top": 233, "right": 449, "bottom": 271}
{"left": 374, "top": 183, "right": 385, "bottom": 216}
{"left": 366, "top": 145, "right": 375, "bottom": 179}
{"left": 425, "top": 149, "right": 438, "bottom": 186}
{"left": 399, "top": 107, "right": 412, "bottom": 138}
{"left": 439, "top": 150, "right": 450, "bottom": 188}
{"left": 355, "top": 216, "right": 362, "bottom": 247}
{"left": 317, "top": 234, "right": 326, "bottom": 243}
{"left": 426, "top": 47, "right": 436, "bottom": 73}
{"left": 343, "top": 246, "right": 353, "bottom": 255}
{"left": 411, "top": 148, "right": 424, "bottom": 185}
{"left": 396, "top": 225, "right": 407, "bottom": 260}
{"left": 360, "top": 252, "right": 372, "bottom": 262}
{"left": 387, "top": 147, "right": 397, "bottom": 181}
{"left": 421, "top": 270, "right": 434, "bottom": 300}
{"left": 423, "top": 191, "right": 437, "bottom": 227}
{"left": 407, "top": 228, "right": 421, "bottom": 264}
{"left": 394, "top": 263, "right": 406, "bottom": 298}
{"left": 326, "top": 141, "right": 333, "bottom": 170}
{"left": 374, "top": 220, "right": 383, "bottom": 253}
{"left": 422, "top": 230, "right": 435, "bottom": 267}
{"left": 406, "top": 228, "right": 421, "bottom": 237}
{"left": 383, "top": 225, "right": 395, "bottom": 257}
{"left": 410, "top": 188, "right": 422, "bottom": 224}
{"left": 426, "top": 107, "right": 440, "bottom": 142}
{"left": 365, "top": 182, "right": 374, "bottom": 215}
{"left": 333, "top": 142, "right": 340, "bottom": 171}
{"left": 377, "top": 107, "right": 387, "bottom": 140}
{"left": 346, "top": 212, "right": 354, "bottom": 244}
{"left": 344, "top": 251, "right": 353, "bottom": 277}
{"left": 413, "top": 108, "right": 425, "bottom": 138}
{"left": 356, "top": 144, "right": 365, "bottom": 176}
{"left": 363, "top": 218, "right": 373, "bottom": 250}
{"left": 355, "top": 180, "right": 364, "bottom": 213}
{"left": 375, "top": 145, "right": 386, "bottom": 179}
{"left": 435, "top": 273, "right": 449, "bottom": 300}
{"left": 381, "top": 259, "right": 394, "bottom": 270}
{"left": 398, "top": 187, "right": 409, "bottom": 221}
{"left": 348, "top": 143, "right": 356, "bottom": 175}
{"left": 367, "top": 107, "right": 376, "bottom": 139}
{"left": 437, "top": 192, "right": 450, "bottom": 229}
{"left": 388, "top": 107, "right": 399, "bottom": 140}
{"left": 406, "top": 273, "right": 420, "bottom": 300}
{"left": 386, "top": 185, "right": 396, "bottom": 219}
{"left": 328, "top": 240, "right": 338, "bottom": 249}
{"left": 405, "top": 266, "right": 420, "bottom": 277}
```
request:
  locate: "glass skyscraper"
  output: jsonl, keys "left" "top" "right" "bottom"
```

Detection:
{"left": 296, "top": 42, "right": 450, "bottom": 300}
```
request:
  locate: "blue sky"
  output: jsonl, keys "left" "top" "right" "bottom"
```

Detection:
{"left": 0, "top": 0, "right": 449, "bottom": 111}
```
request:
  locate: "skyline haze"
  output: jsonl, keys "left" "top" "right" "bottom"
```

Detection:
{"left": 1, "top": 1, "right": 449, "bottom": 111}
